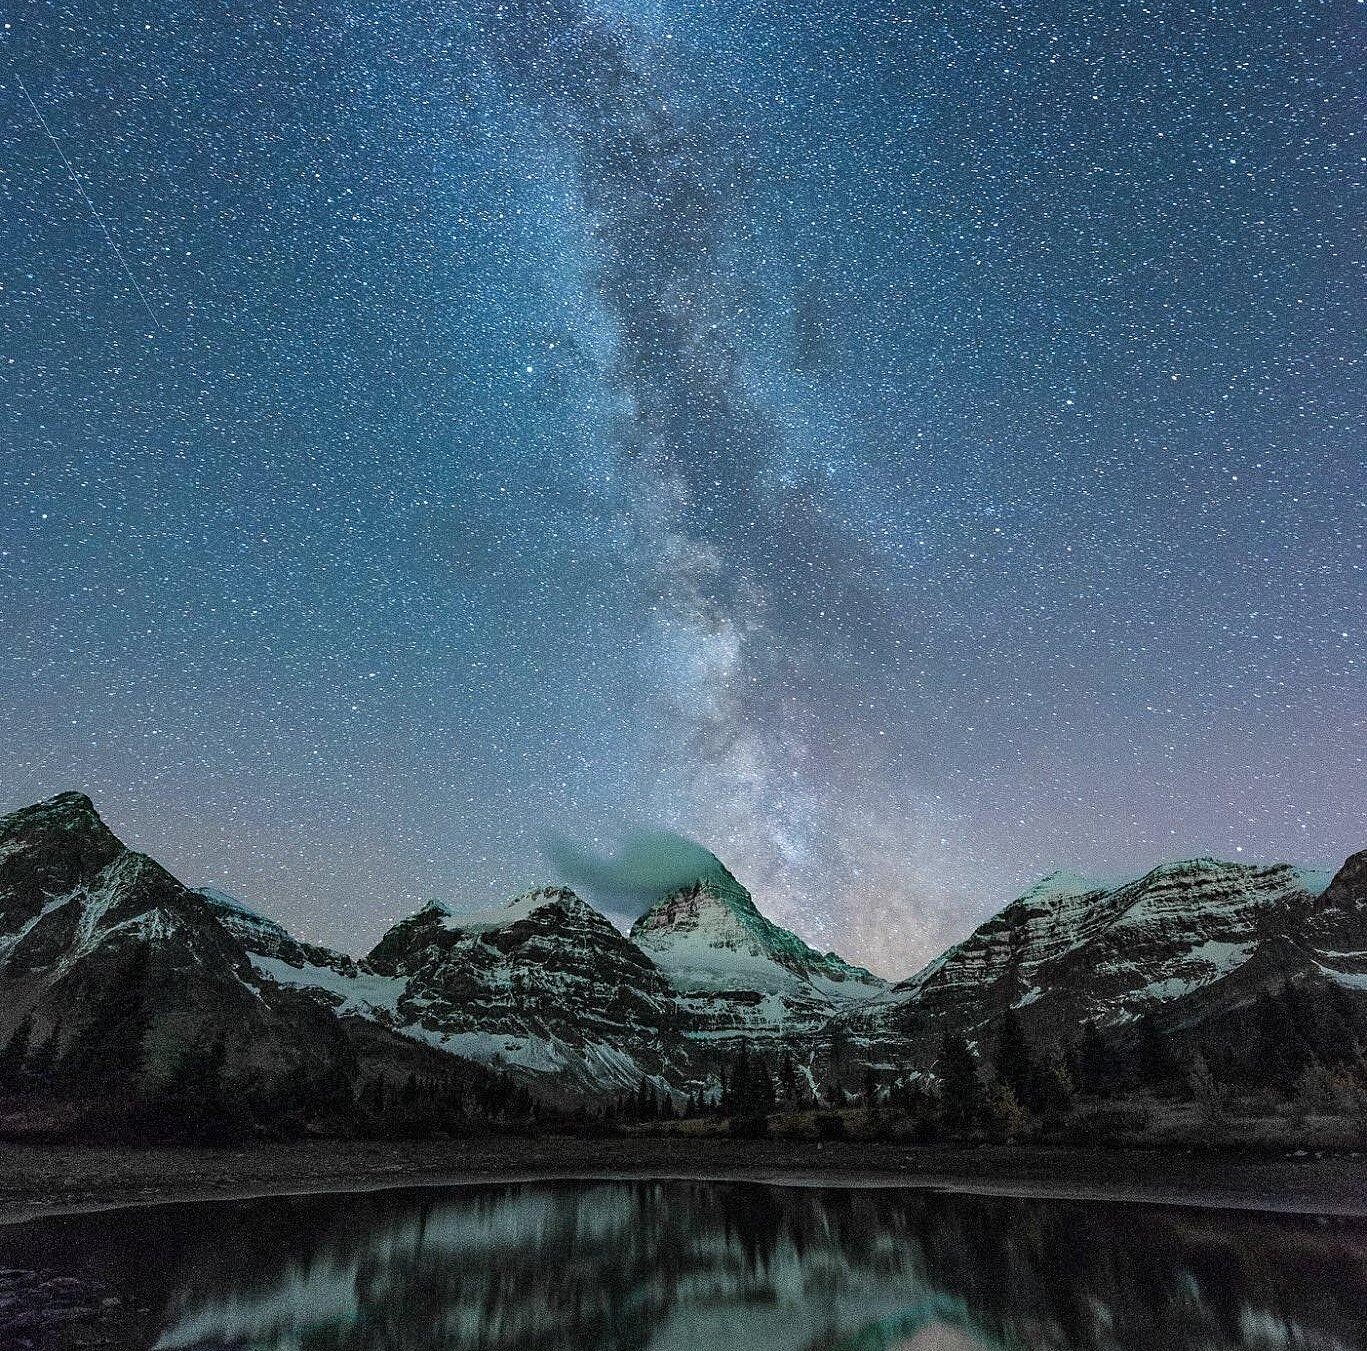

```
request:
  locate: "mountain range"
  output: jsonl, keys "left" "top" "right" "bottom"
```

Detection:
{"left": 0, "top": 791, "right": 1363, "bottom": 1131}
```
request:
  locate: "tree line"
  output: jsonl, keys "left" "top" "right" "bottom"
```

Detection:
{"left": 604, "top": 983, "right": 1367, "bottom": 1141}
{"left": 4, "top": 952, "right": 1363, "bottom": 1144}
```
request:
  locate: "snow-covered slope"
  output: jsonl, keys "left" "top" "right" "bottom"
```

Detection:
{"left": 631, "top": 868, "right": 882, "bottom": 1000}
{"left": 348, "top": 863, "right": 890, "bottom": 1093}
{"left": 194, "top": 843, "right": 1367, "bottom": 1095}
{"left": 196, "top": 885, "right": 377, "bottom": 1003}
{"left": 1301, "top": 849, "right": 1367, "bottom": 991}
{"left": 626, "top": 866, "right": 885, "bottom": 1076}
{"left": 196, "top": 886, "right": 292, "bottom": 947}
{"left": 285, "top": 861, "right": 893, "bottom": 1092}
{"left": 203, "top": 888, "right": 411, "bottom": 1024}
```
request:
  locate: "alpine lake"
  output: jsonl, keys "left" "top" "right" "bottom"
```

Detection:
{"left": 2, "top": 1178, "right": 1365, "bottom": 1350}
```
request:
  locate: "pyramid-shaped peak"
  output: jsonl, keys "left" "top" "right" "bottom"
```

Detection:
{"left": 0, "top": 792, "right": 126, "bottom": 888}
{"left": 630, "top": 868, "right": 757, "bottom": 941}
{"left": 631, "top": 866, "right": 882, "bottom": 1000}
{"left": 1, "top": 790, "right": 109, "bottom": 836}
{"left": 667, "top": 866, "right": 758, "bottom": 914}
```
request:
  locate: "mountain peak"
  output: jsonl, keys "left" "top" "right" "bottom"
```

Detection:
{"left": 1, "top": 790, "right": 109, "bottom": 839}
{"left": 197, "top": 886, "right": 295, "bottom": 948}
{"left": 1014, "top": 869, "right": 1120, "bottom": 907}
{"left": 439, "top": 884, "right": 597, "bottom": 935}
{"left": 0, "top": 793, "right": 127, "bottom": 914}
{"left": 631, "top": 870, "right": 882, "bottom": 1000}
{"left": 1013, "top": 857, "right": 1334, "bottom": 918}
{"left": 369, "top": 887, "right": 606, "bottom": 970}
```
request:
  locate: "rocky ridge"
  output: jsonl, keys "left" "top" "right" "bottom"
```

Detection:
{"left": 0, "top": 791, "right": 1363, "bottom": 1112}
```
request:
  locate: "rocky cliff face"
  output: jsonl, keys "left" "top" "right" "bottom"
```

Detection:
{"left": 908, "top": 860, "right": 1328, "bottom": 1021}
{"left": 843, "top": 857, "right": 1353, "bottom": 1068}
{"left": 626, "top": 868, "right": 885, "bottom": 1089}
{"left": 0, "top": 794, "right": 533, "bottom": 1132}
{"left": 363, "top": 886, "right": 689, "bottom": 1095}
{"left": 263, "top": 861, "right": 889, "bottom": 1098}
{"left": 1303, "top": 849, "right": 1367, "bottom": 962}
{"left": 0, "top": 794, "right": 362, "bottom": 1115}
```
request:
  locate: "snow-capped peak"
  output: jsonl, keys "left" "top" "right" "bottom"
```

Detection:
{"left": 630, "top": 872, "right": 883, "bottom": 1001}
{"left": 441, "top": 884, "right": 592, "bottom": 934}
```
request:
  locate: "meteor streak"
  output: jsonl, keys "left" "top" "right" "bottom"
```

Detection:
{"left": 10, "top": 67, "right": 166, "bottom": 335}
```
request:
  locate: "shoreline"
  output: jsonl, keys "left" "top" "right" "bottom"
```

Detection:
{"left": 3, "top": 1137, "right": 1366, "bottom": 1225}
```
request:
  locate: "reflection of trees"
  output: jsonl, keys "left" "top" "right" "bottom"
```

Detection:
{"left": 4, "top": 1181, "right": 1364, "bottom": 1350}
{"left": 888, "top": 1194, "right": 1367, "bottom": 1350}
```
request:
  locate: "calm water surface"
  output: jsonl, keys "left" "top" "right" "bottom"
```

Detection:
{"left": 3, "top": 1180, "right": 1365, "bottom": 1349}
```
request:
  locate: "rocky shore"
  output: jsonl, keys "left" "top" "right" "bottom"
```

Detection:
{"left": 2, "top": 1135, "right": 1365, "bottom": 1225}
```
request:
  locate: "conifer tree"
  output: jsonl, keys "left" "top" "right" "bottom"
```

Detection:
{"left": 154, "top": 1035, "right": 237, "bottom": 1143}
{"left": 29, "top": 1021, "right": 62, "bottom": 1088}
{"left": 0, "top": 1016, "right": 33, "bottom": 1091}
{"left": 1136, "top": 1014, "right": 1181, "bottom": 1093}
{"left": 995, "top": 1008, "right": 1036, "bottom": 1109}
{"left": 1076, "top": 1021, "right": 1114, "bottom": 1097}
{"left": 1032, "top": 1048, "right": 1075, "bottom": 1118}
{"left": 938, "top": 1033, "right": 982, "bottom": 1132}
{"left": 68, "top": 947, "right": 153, "bottom": 1087}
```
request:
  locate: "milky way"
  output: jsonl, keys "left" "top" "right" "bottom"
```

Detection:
{"left": 0, "top": 0, "right": 1360, "bottom": 973}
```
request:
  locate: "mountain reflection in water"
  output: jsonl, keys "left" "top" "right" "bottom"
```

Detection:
{"left": 6, "top": 1180, "right": 1366, "bottom": 1350}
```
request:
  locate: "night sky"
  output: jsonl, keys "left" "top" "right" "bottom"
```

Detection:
{"left": 1, "top": 0, "right": 1361, "bottom": 974}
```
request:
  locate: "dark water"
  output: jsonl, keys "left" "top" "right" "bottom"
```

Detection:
{"left": 3, "top": 1180, "right": 1366, "bottom": 1350}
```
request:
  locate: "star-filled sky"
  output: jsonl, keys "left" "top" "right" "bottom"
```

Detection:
{"left": 1, "top": 0, "right": 1361, "bottom": 975}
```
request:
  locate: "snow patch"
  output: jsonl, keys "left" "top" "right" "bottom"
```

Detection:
{"left": 1314, "top": 962, "right": 1367, "bottom": 992}
{"left": 248, "top": 953, "right": 407, "bottom": 1018}
{"left": 440, "top": 887, "right": 578, "bottom": 935}
{"left": 197, "top": 886, "right": 267, "bottom": 919}
{"left": 0, "top": 893, "right": 74, "bottom": 962}
{"left": 1138, "top": 940, "right": 1253, "bottom": 1003}
{"left": 435, "top": 1030, "right": 567, "bottom": 1074}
